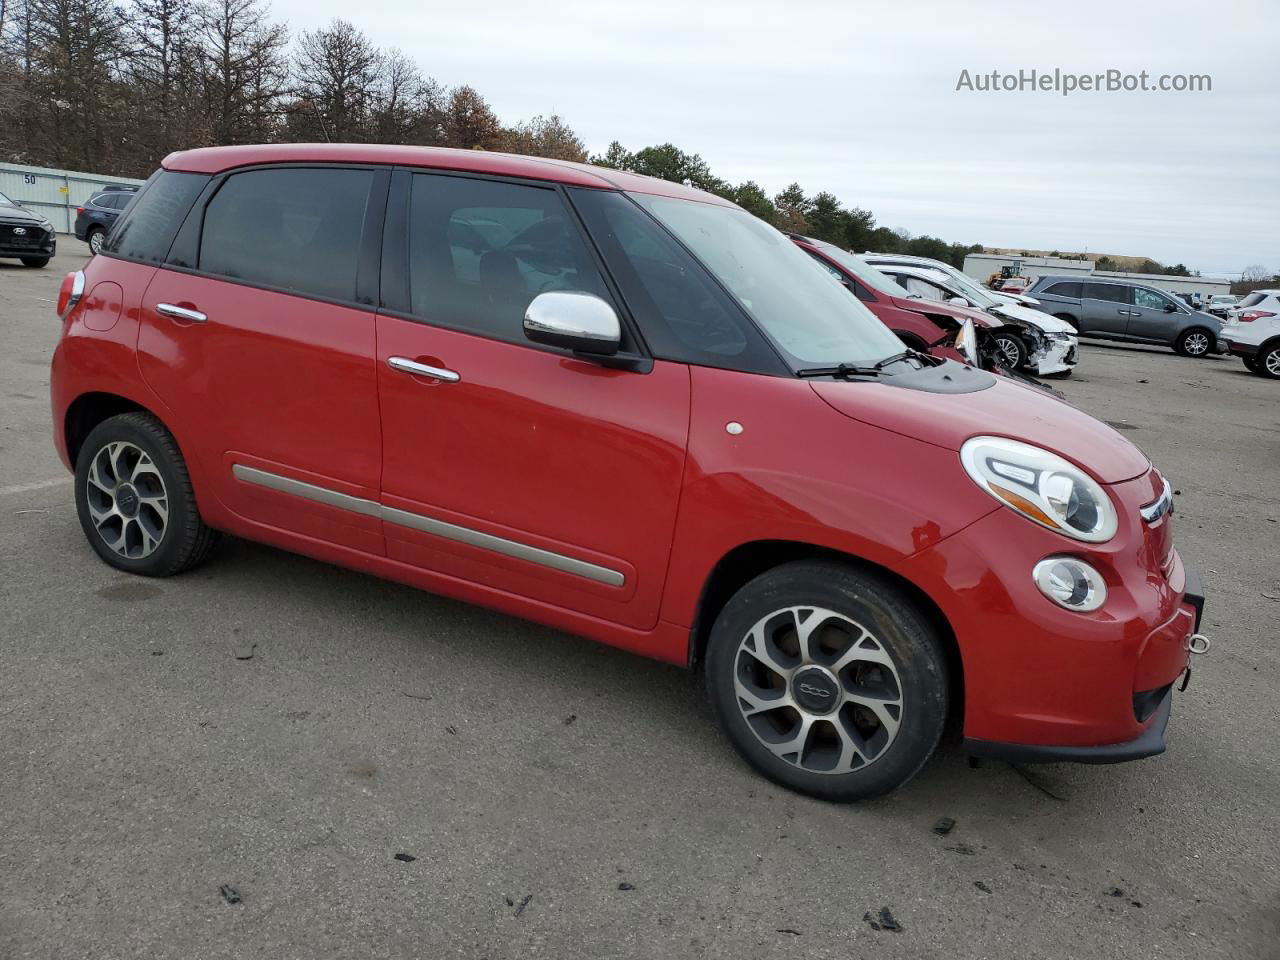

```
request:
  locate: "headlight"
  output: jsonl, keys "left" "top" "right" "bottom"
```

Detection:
{"left": 960, "top": 436, "right": 1117, "bottom": 542}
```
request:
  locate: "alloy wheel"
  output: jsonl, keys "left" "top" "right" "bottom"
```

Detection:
{"left": 1266, "top": 350, "right": 1280, "bottom": 377}
{"left": 1184, "top": 332, "right": 1210, "bottom": 355}
{"left": 84, "top": 441, "right": 169, "bottom": 559}
{"left": 89, "top": 230, "right": 104, "bottom": 255}
{"left": 995, "top": 336, "right": 1022, "bottom": 368}
{"left": 733, "top": 606, "right": 904, "bottom": 775}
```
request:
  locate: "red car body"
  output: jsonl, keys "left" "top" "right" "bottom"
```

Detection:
{"left": 51, "top": 144, "right": 1203, "bottom": 776}
{"left": 791, "top": 234, "right": 1000, "bottom": 362}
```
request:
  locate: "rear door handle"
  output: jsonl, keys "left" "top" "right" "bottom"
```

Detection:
{"left": 156, "top": 303, "right": 207, "bottom": 324}
{"left": 388, "top": 356, "right": 460, "bottom": 383}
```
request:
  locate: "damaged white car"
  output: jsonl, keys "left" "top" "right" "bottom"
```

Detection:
{"left": 875, "top": 264, "right": 1078, "bottom": 377}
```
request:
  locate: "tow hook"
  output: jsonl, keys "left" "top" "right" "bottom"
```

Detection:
{"left": 1188, "top": 633, "right": 1211, "bottom": 655}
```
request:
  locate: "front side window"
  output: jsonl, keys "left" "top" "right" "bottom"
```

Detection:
{"left": 199, "top": 168, "right": 373, "bottom": 302}
{"left": 1134, "top": 287, "right": 1175, "bottom": 310}
{"left": 630, "top": 194, "right": 902, "bottom": 367}
{"left": 104, "top": 170, "right": 208, "bottom": 263}
{"left": 1083, "top": 282, "right": 1129, "bottom": 304}
{"left": 407, "top": 174, "right": 612, "bottom": 346}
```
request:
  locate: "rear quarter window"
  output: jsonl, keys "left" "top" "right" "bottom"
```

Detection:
{"left": 1045, "top": 281, "right": 1082, "bottom": 298}
{"left": 103, "top": 170, "right": 209, "bottom": 263}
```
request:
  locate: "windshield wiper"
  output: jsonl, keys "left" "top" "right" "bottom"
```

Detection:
{"left": 795, "top": 362, "right": 882, "bottom": 379}
{"left": 875, "top": 348, "right": 942, "bottom": 370}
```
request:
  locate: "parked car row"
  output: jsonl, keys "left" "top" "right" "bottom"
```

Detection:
{"left": 51, "top": 144, "right": 1207, "bottom": 803}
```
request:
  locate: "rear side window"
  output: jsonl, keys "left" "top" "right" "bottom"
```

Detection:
{"left": 406, "top": 174, "right": 614, "bottom": 346}
{"left": 1045, "top": 281, "right": 1082, "bottom": 298}
{"left": 103, "top": 170, "right": 208, "bottom": 263}
{"left": 1083, "top": 282, "right": 1129, "bottom": 304}
{"left": 199, "top": 168, "right": 373, "bottom": 302}
{"left": 569, "top": 188, "right": 782, "bottom": 373}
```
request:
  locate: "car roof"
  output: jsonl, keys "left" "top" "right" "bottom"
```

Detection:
{"left": 862, "top": 253, "right": 947, "bottom": 268}
{"left": 161, "top": 144, "right": 737, "bottom": 207}
{"left": 877, "top": 264, "right": 950, "bottom": 281}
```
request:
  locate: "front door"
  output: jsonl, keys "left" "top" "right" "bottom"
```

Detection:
{"left": 1127, "top": 286, "right": 1184, "bottom": 342}
{"left": 1080, "top": 281, "right": 1133, "bottom": 336}
{"left": 137, "top": 166, "right": 386, "bottom": 554}
{"left": 374, "top": 172, "right": 690, "bottom": 630}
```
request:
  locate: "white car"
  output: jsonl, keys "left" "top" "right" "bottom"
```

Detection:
{"left": 1206, "top": 294, "right": 1239, "bottom": 318}
{"left": 1220, "top": 290, "right": 1280, "bottom": 378}
{"left": 863, "top": 252, "right": 1043, "bottom": 308}
{"left": 876, "top": 264, "right": 1078, "bottom": 376}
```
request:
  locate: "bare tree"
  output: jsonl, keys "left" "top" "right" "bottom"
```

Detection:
{"left": 289, "top": 18, "right": 380, "bottom": 142}
{"left": 1242, "top": 264, "right": 1274, "bottom": 282}
{"left": 198, "top": 0, "right": 287, "bottom": 146}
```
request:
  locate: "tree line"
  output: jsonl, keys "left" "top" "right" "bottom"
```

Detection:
{"left": 0, "top": 0, "right": 588, "bottom": 176}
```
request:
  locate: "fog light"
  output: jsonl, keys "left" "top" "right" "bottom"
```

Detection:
{"left": 1032, "top": 556, "right": 1106, "bottom": 612}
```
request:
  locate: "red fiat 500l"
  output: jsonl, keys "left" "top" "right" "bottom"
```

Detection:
{"left": 51, "top": 145, "right": 1207, "bottom": 801}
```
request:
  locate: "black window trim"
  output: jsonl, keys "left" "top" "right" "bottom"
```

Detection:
{"left": 380, "top": 166, "right": 654, "bottom": 373}
{"left": 153, "top": 161, "right": 390, "bottom": 314}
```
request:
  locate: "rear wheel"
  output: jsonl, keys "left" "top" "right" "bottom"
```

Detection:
{"left": 1252, "top": 343, "right": 1280, "bottom": 379}
{"left": 1174, "top": 327, "right": 1214, "bottom": 357}
{"left": 87, "top": 227, "right": 106, "bottom": 256}
{"left": 74, "top": 412, "right": 218, "bottom": 576}
{"left": 704, "top": 560, "right": 949, "bottom": 802}
{"left": 21, "top": 256, "right": 49, "bottom": 268}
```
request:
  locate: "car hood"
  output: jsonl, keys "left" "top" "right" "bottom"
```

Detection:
{"left": 887, "top": 294, "right": 1002, "bottom": 328}
{"left": 811, "top": 374, "right": 1151, "bottom": 484}
{"left": 991, "top": 303, "right": 1074, "bottom": 333}
{"left": 0, "top": 205, "right": 45, "bottom": 224}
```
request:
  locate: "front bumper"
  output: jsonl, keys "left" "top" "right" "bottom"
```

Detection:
{"left": 964, "top": 567, "right": 1205, "bottom": 765}
{"left": 1030, "top": 334, "right": 1078, "bottom": 376}
{"left": 0, "top": 230, "right": 56, "bottom": 258}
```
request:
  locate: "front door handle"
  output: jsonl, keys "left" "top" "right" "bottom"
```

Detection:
{"left": 156, "top": 303, "right": 207, "bottom": 324}
{"left": 388, "top": 356, "right": 460, "bottom": 383}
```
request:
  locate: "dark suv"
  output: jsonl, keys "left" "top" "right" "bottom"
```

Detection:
{"left": 0, "top": 190, "right": 56, "bottom": 267}
{"left": 1027, "top": 275, "right": 1222, "bottom": 358}
{"left": 74, "top": 187, "right": 138, "bottom": 255}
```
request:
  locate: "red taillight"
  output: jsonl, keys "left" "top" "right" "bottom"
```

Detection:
{"left": 1239, "top": 310, "right": 1275, "bottom": 323}
{"left": 57, "top": 270, "right": 85, "bottom": 318}
{"left": 76, "top": 206, "right": 85, "bottom": 216}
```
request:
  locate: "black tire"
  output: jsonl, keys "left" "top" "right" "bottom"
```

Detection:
{"left": 74, "top": 412, "right": 218, "bottom": 576}
{"left": 704, "top": 560, "right": 949, "bottom": 802}
{"left": 87, "top": 226, "right": 105, "bottom": 256}
{"left": 1244, "top": 356, "right": 1261, "bottom": 373}
{"left": 1053, "top": 312, "right": 1079, "bottom": 331}
{"left": 1252, "top": 343, "right": 1280, "bottom": 379}
{"left": 21, "top": 256, "right": 49, "bottom": 268}
{"left": 992, "top": 331, "right": 1027, "bottom": 370}
{"left": 1174, "top": 327, "right": 1214, "bottom": 358}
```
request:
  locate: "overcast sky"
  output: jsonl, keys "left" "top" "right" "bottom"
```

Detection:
{"left": 272, "top": 0, "right": 1277, "bottom": 276}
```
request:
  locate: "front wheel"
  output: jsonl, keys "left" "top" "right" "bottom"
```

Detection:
{"left": 704, "top": 561, "right": 949, "bottom": 802}
{"left": 1175, "top": 327, "right": 1214, "bottom": 357}
{"left": 1251, "top": 344, "right": 1280, "bottom": 379}
{"left": 21, "top": 256, "right": 49, "bottom": 268}
{"left": 992, "top": 331, "right": 1028, "bottom": 370}
{"left": 74, "top": 412, "right": 219, "bottom": 576}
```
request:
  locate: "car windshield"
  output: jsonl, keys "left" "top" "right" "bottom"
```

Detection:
{"left": 630, "top": 194, "right": 903, "bottom": 367}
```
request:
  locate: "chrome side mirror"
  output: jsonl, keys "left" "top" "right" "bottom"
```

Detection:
{"left": 956, "top": 318, "right": 979, "bottom": 366}
{"left": 523, "top": 291, "right": 621, "bottom": 356}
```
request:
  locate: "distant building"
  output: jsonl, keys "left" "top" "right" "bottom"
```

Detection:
{"left": 961, "top": 252, "right": 1231, "bottom": 301}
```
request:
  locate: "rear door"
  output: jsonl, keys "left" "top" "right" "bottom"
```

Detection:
{"left": 374, "top": 171, "right": 690, "bottom": 630}
{"left": 1080, "top": 281, "right": 1132, "bottom": 335}
{"left": 1127, "top": 285, "right": 1185, "bottom": 343}
{"left": 137, "top": 165, "right": 388, "bottom": 554}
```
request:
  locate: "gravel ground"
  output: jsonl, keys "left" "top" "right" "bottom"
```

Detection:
{"left": 2, "top": 250, "right": 1277, "bottom": 959}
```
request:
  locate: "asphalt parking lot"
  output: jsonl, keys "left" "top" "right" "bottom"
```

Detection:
{"left": 2, "top": 249, "right": 1277, "bottom": 959}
